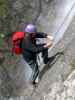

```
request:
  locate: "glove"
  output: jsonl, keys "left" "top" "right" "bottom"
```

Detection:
{"left": 47, "top": 35, "right": 54, "bottom": 41}
{"left": 44, "top": 41, "right": 53, "bottom": 48}
{"left": 44, "top": 35, "right": 54, "bottom": 48}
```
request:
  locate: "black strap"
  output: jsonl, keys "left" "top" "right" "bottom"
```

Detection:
{"left": 13, "top": 38, "right": 22, "bottom": 42}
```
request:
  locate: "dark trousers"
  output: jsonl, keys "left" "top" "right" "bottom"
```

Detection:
{"left": 30, "top": 48, "right": 49, "bottom": 82}
{"left": 25, "top": 48, "right": 49, "bottom": 82}
{"left": 42, "top": 48, "right": 49, "bottom": 64}
{"left": 28, "top": 60, "right": 39, "bottom": 82}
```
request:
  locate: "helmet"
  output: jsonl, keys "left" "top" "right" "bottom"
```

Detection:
{"left": 25, "top": 24, "right": 37, "bottom": 33}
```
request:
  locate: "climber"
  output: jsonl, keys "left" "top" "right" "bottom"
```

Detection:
{"left": 22, "top": 24, "right": 54, "bottom": 85}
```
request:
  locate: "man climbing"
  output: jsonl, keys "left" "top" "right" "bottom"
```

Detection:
{"left": 22, "top": 24, "right": 54, "bottom": 85}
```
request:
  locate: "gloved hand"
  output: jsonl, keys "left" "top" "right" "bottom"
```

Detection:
{"left": 47, "top": 35, "right": 54, "bottom": 41}
{"left": 44, "top": 35, "right": 54, "bottom": 48}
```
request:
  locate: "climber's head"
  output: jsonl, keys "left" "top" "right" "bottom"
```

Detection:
{"left": 25, "top": 24, "right": 37, "bottom": 38}
{"left": 25, "top": 24, "right": 37, "bottom": 33}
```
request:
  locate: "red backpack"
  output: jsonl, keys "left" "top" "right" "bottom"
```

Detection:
{"left": 12, "top": 32, "right": 25, "bottom": 55}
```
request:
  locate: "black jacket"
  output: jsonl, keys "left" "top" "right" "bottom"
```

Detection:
{"left": 22, "top": 32, "right": 47, "bottom": 62}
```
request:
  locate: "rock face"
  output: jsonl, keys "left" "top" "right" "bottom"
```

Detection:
{"left": 0, "top": 0, "right": 75, "bottom": 99}
{"left": 42, "top": 71, "right": 75, "bottom": 100}
{"left": 0, "top": 71, "right": 75, "bottom": 100}
{"left": 0, "top": 0, "right": 42, "bottom": 33}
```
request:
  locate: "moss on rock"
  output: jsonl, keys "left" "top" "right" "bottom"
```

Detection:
{"left": 71, "top": 58, "right": 75, "bottom": 70}
{"left": 0, "top": 0, "right": 8, "bottom": 17}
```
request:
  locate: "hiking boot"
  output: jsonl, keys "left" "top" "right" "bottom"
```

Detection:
{"left": 35, "top": 76, "right": 39, "bottom": 83}
{"left": 32, "top": 76, "right": 39, "bottom": 87}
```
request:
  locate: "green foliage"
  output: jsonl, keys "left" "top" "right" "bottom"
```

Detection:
{"left": 71, "top": 58, "right": 75, "bottom": 70}
{"left": 0, "top": 0, "right": 8, "bottom": 17}
{"left": 38, "top": 24, "right": 43, "bottom": 32}
{"left": 0, "top": 33, "right": 5, "bottom": 48}
{"left": 0, "top": 36, "right": 4, "bottom": 48}
{"left": 5, "top": 32, "right": 12, "bottom": 37}
{"left": 0, "top": 0, "right": 6, "bottom": 3}
{"left": 24, "top": 15, "right": 32, "bottom": 21}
